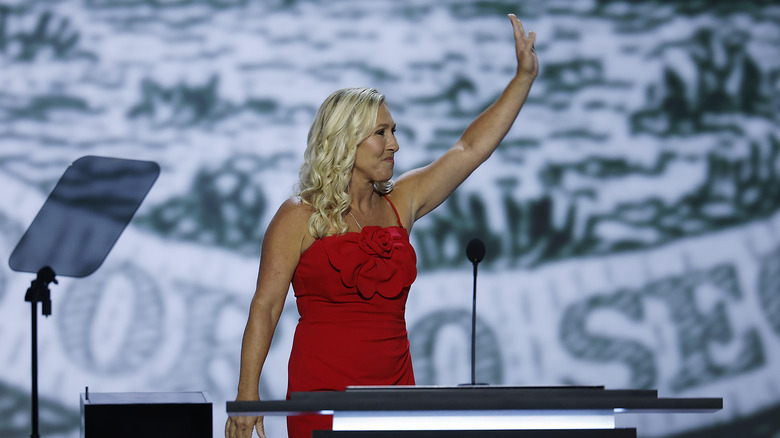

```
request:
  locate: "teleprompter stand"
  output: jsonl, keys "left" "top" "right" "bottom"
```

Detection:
{"left": 9, "top": 156, "right": 160, "bottom": 438}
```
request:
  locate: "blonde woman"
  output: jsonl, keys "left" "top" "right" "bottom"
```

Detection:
{"left": 226, "top": 14, "right": 538, "bottom": 438}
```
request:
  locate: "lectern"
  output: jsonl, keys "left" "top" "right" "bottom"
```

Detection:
{"left": 227, "top": 386, "right": 722, "bottom": 437}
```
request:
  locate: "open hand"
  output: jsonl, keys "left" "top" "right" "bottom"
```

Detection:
{"left": 508, "top": 14, "right": 539, "bottom": 79}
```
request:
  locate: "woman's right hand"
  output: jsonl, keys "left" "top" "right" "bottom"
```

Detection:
{"left": 225, "top": 413, "right": 265, "bottom": 438}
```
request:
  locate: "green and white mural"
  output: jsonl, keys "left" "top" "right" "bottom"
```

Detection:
{"left": 1, "top": 0, "right": 779, "bottom": 437}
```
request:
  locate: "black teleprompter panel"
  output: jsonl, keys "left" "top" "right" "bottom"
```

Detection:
{"left": 81, "top": 392, "right": 211, "bottom": 438}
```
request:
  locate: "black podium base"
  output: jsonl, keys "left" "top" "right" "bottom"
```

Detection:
{"left": 314, "top": 430, "right": 637, "bottom": 437}
{"left": 80, "top": 391, "right": 211, "bottom": 438}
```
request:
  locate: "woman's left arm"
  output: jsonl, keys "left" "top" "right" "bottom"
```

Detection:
{"left": 396, "top": 14, "right": 538, "bottom": 222}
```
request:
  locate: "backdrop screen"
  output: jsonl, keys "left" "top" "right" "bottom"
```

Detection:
{"left": 1, "top": 1, "right": 779, "bottom": 437}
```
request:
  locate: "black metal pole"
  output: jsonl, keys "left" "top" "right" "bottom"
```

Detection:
{"left": 465, "top": 238, "right": 485, "bottom": 387}
{"left": 24, "top": 266, "right": 55, "bottom": 438}
{"left": 471, "top": 262, "right": 477, "bottom": 386}
{"left": 31, "top": 300, "right": 39, "bottom": 438}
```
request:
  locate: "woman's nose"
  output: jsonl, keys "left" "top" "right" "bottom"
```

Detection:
{"left": 387, "top": 134, "right": 399, "bottom": 152}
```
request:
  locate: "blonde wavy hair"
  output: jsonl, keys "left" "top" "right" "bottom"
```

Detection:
{"left": 298, "top": 87, "right": 395, "bottom": 238}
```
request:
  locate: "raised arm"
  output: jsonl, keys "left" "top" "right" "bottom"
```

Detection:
{"left": 226, "top": 199, "right": 308, "bottom": 438}
{"left": 396, "top": 14, "right": 538, "bottom": 222}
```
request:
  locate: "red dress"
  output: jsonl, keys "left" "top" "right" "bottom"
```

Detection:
{"left": 287, "top": 198, "right": 417, "bottom": 438}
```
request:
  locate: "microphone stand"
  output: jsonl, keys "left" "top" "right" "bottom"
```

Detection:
{"left": 470, "top": 259, "right": 478, "bottom": 386}
{"left": 465, "top": 238, "right": 485, "bottom": 386}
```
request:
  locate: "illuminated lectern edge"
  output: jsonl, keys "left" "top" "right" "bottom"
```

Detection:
{"left": 227, "top": 408, "right": 617, "bottom": 430}
{"left": 331, "top": 409, "right": 616, "bottom": 431}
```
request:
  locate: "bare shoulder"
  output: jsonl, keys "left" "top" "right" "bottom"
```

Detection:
{"left": 268, "top": 196, "right": 315, "bottom": 253}
{"left": 276, "top": 196, "right": 312, "bottom": 220}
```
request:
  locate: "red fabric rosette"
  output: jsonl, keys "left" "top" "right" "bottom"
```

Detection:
{"left": 326, "top": 226, "right": 416, "bottom": 299}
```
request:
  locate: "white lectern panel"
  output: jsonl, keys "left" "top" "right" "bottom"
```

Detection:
{"left": 332, "top": 409, "right": 615, "bottom": 431}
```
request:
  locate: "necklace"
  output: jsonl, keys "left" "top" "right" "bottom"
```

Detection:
{"left": 349, "top": 194, "right": 375, "bottom": 230}
{"left": 349, "top": 211, "right": 363, "bottom": 230}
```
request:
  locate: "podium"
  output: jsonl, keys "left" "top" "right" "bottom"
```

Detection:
{"left": 227, "top": 386, "right": 722, "bottom": 437}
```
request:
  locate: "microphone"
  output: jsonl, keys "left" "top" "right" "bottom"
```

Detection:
{"left": 466, "top": 238, "right": 486, "bottom": 264}
{"left": 466, "top": 238, "right": 485, "bottom": 386}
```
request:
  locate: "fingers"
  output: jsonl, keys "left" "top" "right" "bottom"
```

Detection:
{"left": 256, "top": 417, "right": 267, "bottom": 438}
{"left": 528, "top": 31, "right": 537, "bottom": 54}
{"left": 508, "top": 13, "right": 525, "bottom": 44}
{"left": 226, "top": 416, "right": 260, "bottom": 438}
{"left": 508, "top": 13, "right": 533, "bottom": 51}
{"left": 509, "top": 14, "right": 525, "bottom": 34}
